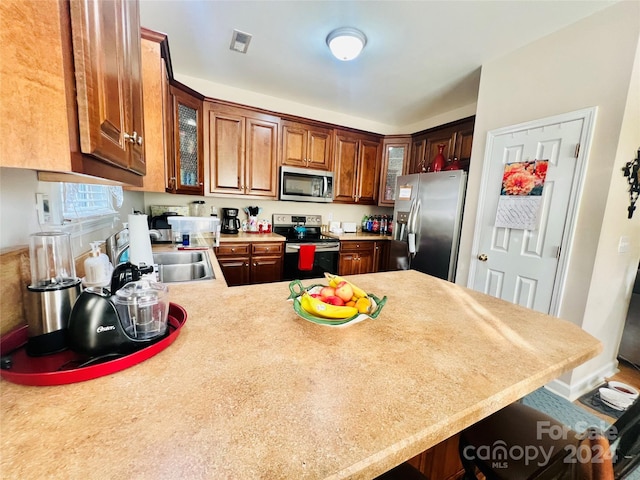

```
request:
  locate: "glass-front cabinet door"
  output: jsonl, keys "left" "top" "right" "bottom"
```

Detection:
{"left": 379, "top": 136, "right": 411, "bottom": 206}
{"left": 170, "top": 86, "right": 203, "bottom": 195}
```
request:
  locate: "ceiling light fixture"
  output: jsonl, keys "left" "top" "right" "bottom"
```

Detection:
{"left": 326, "top": 27, "right": 367, "bottom": 61}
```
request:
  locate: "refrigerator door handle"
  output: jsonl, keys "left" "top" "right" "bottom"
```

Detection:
{"left": 407, "top": 198, "right": 417, "bottom": 234}
{"left": 411, "top": 199, "right": 421, "bottom": 247}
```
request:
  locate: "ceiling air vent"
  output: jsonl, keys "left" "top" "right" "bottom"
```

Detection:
{"left": 230, "top": 29, "right": 252, "bottom": 54}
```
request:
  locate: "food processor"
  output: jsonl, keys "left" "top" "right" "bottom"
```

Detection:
{"left": 23, "top": 232, "right": 82, "bottom": 356}
{"left": 67, "top": 264, "right": 169, "bottom": 356}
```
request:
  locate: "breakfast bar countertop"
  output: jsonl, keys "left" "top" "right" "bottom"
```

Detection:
{"left": 0, "top": 268, "right": 602, "bottom": 479}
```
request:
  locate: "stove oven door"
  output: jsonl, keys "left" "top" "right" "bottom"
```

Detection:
{"left": 283, "top": 242, "right": 339, "bottom": 280}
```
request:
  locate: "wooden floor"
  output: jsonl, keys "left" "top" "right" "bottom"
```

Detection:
{"left": 576, "top": 359, "right": 640, "bottom": 422}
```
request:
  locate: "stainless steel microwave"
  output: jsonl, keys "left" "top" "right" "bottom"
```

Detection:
{"left": 279, "top": 166, "right": 333, "bottom": 203}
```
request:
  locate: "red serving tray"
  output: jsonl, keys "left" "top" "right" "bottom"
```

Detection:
{"left": 0, "top": 303, "right": 187, "bottom": 386}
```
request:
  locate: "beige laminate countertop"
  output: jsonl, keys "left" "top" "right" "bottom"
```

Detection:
{"left": 219, "top": 231, "right": 286, "bottom": 242}
{"left": 0, "top": 259, "right": 601, "bottom": 479}
{"left": 325, "top": 232, "right": 392, "bottom": 241}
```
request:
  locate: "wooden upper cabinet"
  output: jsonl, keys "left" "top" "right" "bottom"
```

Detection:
{"left": 127, "top": 29, "right": 171, "bottom": 192}
{"left": 1, "top": 0, "right": 145, "bottom": 185}
{"left": 69, "top": 0, "right": 145, "bottom": 174}
{"left": 379, "top": 136, "right": 411, "bottom": 206}
{"left": 409, "top": 117, "right": 475, "bottom": 173}
{"left": 208, "top": 108, "right": 245, "bottom": 195}
{"left": 333, "top": 130, "right": 381, "bottom": 205}
{"left": 170, "top": 85, "right": 204, "bottom": 195}
{"left": 281, "top": 120, "right": 332, "bottom": 171}
{"left": 245, "top": 117, "right": 279, "bottom": 196}
{"left": 206, "top": 102, "right": 279, "bottom": 198}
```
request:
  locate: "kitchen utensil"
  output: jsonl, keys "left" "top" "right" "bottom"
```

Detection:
{"left": 221, "top": 208, "right": 240, "bottom": 234}
{"left": 68, "top": 269, "right": 169, "bottom": 356}
{"left": 189, "top": 200, "right": 207, "bottom": 217}
{"left": 0, "top": 304, "right": 187, "bottom": 386}
{"left": 24, "top": 232, "right": 82, "bottom": 356}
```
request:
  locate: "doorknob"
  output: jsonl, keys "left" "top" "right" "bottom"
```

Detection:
{"left": 478, "top": 253, "right": 488, "bottom": 262}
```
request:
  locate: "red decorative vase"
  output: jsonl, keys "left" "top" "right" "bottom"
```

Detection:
{"left": 430, "top": 144, "right": 446, "bottom": 172}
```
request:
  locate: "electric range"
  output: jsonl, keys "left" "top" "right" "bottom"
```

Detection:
{"left": 272, "top": 214, "right": 340, "bottom": 280}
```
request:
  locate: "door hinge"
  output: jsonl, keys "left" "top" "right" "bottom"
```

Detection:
{"left": 556, "top": 246, "right": 562, "bottom": 260}
{"left": 574, "top": 143, "right": 580, "bottom": 158}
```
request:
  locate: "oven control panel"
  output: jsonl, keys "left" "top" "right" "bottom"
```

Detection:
{"left": 272, "top": 214, "right": 322, "bottom": 227}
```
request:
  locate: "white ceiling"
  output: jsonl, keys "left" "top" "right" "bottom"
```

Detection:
{"left": 139, "top": 0, "right": 616, "bottom": 130}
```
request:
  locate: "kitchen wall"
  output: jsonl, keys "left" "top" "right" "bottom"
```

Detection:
{"left": 0, "top": 167, "right": 145, "bottom": 253}
{"left": 457, "top": 0, "right": 640, "bottom": 398}
{"left": 142, "top": 191, "right": 392, "bottom": 229}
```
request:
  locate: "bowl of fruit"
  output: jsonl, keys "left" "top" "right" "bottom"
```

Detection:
{"left": 287, "top": 273, "right": 386, "bottom": 326}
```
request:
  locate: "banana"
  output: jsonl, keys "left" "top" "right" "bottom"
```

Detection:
{"left": 299, "top": 292, "right": 358, "bottom": 319}
{"left": 324, "top": 273, "right": 368, "bottom": 299}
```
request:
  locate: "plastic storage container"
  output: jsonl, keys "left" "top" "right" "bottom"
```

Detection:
{"left": 167, "top": 216, "right": 221, "bottom": 248}
{"left": 113, "top": 280, "right": 169, "bottom": 340}
{"left": 189, "top": 200, "right": 207, "bottom": 217}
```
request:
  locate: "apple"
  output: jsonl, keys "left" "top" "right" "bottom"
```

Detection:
{"left": 319, "top": 286, "right": 336, "bottom": 299}
{"left": 322, "top": 295, "right": 345, "bottom": 306}
{"left": 334, "top": 281, "right": 354, "bottom": 302}
{"left": 310, "top": 293, "right": 321, "bottom": 298}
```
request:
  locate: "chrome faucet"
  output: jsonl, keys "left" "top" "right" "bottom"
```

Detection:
{"left": 105, "top": 229, "right": 130, "bottom": 266}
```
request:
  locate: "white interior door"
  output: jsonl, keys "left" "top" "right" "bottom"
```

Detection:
{"left": 468, "top": 109, "right": 595, "bottom": 314}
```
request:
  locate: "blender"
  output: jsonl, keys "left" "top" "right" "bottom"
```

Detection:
{"left": 23, "top": 232, "right": 82, "bottom": 356}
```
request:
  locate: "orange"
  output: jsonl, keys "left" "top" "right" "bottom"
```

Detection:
{"left": 355, "top": 297, "right": 371, "bottom": 314}
{"left": 346, "top": 300, "right": 356, "bottom": 307}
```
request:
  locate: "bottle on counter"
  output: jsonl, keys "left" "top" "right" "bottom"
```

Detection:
{"left": 372, "top": 216, "right": 380, "bottom": 233}
{"left": 361, "top": 215, "right": 368, "bottom": 233}
{"left": 366, "top": 216, "right": 373, "bottom": 232}
{"left": 380, "top": 215, "right": 387, "bottom": 235}
{"left": 388, "top": 216, "right": 393, "bottom": 236}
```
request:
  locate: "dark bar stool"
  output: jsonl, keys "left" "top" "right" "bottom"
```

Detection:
{"left": 375, "top": 462, "right": 428, "bottom": 480}
{"left": 458, "top": 397, "right": 640, "bottom": 479}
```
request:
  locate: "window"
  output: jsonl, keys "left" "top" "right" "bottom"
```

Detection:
{"left": 61, "top": 183, "right": 123, "bottom": 220}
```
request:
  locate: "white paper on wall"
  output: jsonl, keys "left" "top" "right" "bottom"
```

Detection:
{"left": 494, "top": 160, "right": 548, "bottom": 230}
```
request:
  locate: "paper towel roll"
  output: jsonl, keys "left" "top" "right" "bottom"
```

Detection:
{"left": 128, "top": 214, "right": 154, "bottom": 268}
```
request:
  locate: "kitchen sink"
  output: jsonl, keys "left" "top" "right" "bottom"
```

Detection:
{"left": 153, "top": 251, "right": 215, "bottom": 282}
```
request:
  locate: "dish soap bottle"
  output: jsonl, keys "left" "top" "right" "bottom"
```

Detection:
{"left": 84, "top": 242, "right": 112, "bottom": 287}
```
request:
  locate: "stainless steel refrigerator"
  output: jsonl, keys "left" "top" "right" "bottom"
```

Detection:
{"left": 389, "top": 171, "right": 467, "bottom": 282}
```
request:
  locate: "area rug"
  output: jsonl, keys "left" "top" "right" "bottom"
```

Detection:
{"left": 522, "top": 387, "right": 611, "bottom": 432}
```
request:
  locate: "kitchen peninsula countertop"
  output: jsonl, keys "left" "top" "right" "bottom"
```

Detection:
{"left": 0, "top": 262, "right": 601, "bottom": 479}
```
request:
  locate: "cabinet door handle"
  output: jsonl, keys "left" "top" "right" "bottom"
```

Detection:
{"left": 253, "top": 262, "right": 257, "bottom": 267}
{"left": 123, "top": 132, "right": 135, "bottom": 144}
{"left": 135, "top": 132, "right": 143, "bottom": 146}
{"left": 231, "top": 248, "right": 236, "bottom": 252}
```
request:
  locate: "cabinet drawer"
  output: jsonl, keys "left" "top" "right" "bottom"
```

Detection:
{"left": 340, "top": 241, "right": 375, "bottom": 253}
{"left": 252, "top": 242, "right": 283, "bottom": 255}
{"left": 216, "top": 243, "right": 251, "bottom": 256}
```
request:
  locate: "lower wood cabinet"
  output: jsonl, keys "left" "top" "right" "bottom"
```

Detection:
{"left": 338, "top": 241, "right": 375, "bottom": 275}
{"left": 407, "top": 434, "right": 464, "bottom": 480}
{"left": 215, "top": 242, "right": 283, "bottom": 286}
{"left": 374, "top": 241, "right": 390, "bottom": 272}
{"left": 338, "top": 240, "right": 391, "bottom": 275}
